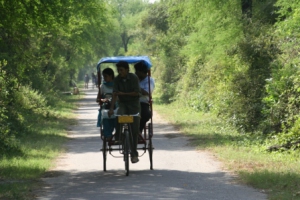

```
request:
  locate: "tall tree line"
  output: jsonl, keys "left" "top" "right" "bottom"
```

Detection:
{"left": 128, "top": 0, "right": 300, "bottom": 149}
{"left": 0, "top": 0, "right": 116, "bottom": 153}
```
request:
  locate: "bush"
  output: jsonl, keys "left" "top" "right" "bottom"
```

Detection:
{"left": 0, "top": 64, "right": 21, "bottom": 155}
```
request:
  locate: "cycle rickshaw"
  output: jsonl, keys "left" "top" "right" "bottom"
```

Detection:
{"left": 96, "top": 56, "right": 154, "bottom": 176}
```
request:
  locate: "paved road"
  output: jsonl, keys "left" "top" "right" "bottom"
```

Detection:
{"left": 36, "top": 88, "right": 267, "bottom": 200}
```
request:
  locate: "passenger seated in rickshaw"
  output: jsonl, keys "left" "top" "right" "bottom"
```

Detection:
{"left": 108, "top": 61, "right": 141, "bottom": 164}
{"left": 97, "top": 68, "right": 117, "bottom": 138}
{"left": 134, "top": 61, "right": 155, "bottom": 135}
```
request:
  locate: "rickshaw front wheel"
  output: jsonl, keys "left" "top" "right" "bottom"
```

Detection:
{"left": 124, "top": 130, "right": 130, "bottom": 176}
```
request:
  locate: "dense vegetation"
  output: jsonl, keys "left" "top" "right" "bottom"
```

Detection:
{"left": 0, "top": 0, "right": 155, "bottom": 155}
{"left": 130, "top": 0, "right": 300, "bottom": 151}
{"left": 0, "top": 0, "right": 117, "bottom": 155}
{"left": 1, "top": 0, "right": 300, "bottom": 170}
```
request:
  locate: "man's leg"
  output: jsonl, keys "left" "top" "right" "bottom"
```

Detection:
{"left": 126, "top": 102, "right": 140, "bottom": 161}
{"left": 140, "top": 103, "right": 151, "bottom": 133}
{"left": 130, "top": 116, "right": 140, "bottom": 158}
{"left": 115, "top": 104, "right": 126, "bottom": 142}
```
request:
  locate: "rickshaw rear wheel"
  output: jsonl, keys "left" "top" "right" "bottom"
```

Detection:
{"left": 101, "top": 129, "right": 107, "bottom": 172}
{"left": 148, "top": 123, "right": 153, "bottom": 170}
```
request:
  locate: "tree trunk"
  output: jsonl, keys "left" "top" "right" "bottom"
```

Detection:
{"left": 241, "top": 0, "right": 252, "bottom": 18}
{"left": 121, "top": 32, "right": 128, "bottom": 52}
{"left": 121, "top": 32, "right": 132, "bottom": 53}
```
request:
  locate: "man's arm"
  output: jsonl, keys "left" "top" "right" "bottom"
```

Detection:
{"left": 141, "top": 88, "right": 149, "bottom": 95}
{"left": 115, "top": 73, "right": 141, "bottom": 97}
{"left": 141, "top": 76, "right": 155, "bottom": 95}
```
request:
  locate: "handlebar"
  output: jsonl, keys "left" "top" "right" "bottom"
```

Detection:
{"left": 115, "top": 113, "right": 140, "bottom": 117}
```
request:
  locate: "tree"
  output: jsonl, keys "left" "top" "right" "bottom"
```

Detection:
{"left": 106, "top": 0, "right": 149, "bottom": 53}
{"left": 241, "top": 0, "right": 252, "bottom": 18}
{"left": 0, "top": 0, "right": 115, "bottom": 154}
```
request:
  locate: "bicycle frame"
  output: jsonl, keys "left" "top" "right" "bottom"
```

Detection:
{"left": 116, "top": 114, "right": 139, "bottom": 176}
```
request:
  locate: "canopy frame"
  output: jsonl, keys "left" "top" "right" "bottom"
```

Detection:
{"left": 96, "top": 56, "right": 152, "bottom": 72}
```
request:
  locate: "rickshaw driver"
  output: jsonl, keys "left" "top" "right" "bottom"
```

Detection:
{"left": 108, "top": 61, "right": 141, "bottom": 164}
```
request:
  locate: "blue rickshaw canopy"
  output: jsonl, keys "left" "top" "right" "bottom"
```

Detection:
{"left": 96, "top": 56, "right": 152, "bottom": 72}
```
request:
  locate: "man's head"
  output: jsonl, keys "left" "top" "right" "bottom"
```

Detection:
{"left": 134, "top": 61, "right": 148, "bottom": 80}
{"left": 116, "top": 61, "right": 129, "bottom": 78}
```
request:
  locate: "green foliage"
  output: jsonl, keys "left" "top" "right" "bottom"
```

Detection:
{"left": 0, "top": 94, "right": 76, "bottom": 199}
{"left": 107, "top": 0, "right": 150, "bottom": 53}
{"left": 128, "top": 0, "right": 300, "bottom": 149}
{"left": 0, "top": 62, "right": 21, "bottom": 154}
{"left": 140, "top": 0, "right": 298, "bottom": 138}
{"left": 0, "top": 0, "right": 115, "bottom": 154}
{"left": 141, "top": 3, "right": 169, "bottom": 33}
{"left": 0, "top": 80, "right": 50, "bottom": 155}
{"left": 16, "top": 86, "right": 48, "bottom": 115}
{"left": 252, "top": 0, "right": 278, "bottom": 24}
{"left": 224, "top": 24, "right": 277, "bottom": 132}
{"left": 258, "top": 0, "right": 300, "bottom": 146}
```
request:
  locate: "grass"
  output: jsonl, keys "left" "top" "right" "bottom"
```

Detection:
{"left": 0, "top": 94, "right": 81, "bottom": 200}
{"left": 154, "top": 102, "right": 300, "bottom": 200}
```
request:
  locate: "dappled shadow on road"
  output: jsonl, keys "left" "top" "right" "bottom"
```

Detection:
{"left": 80, "top": 91, "right": 97, "bottom": 98}
{"left": 34, "top": 91, "right": 267, "bottom": 200}
{"left": 76, "top": 107, "right": 100, "bottom": 111}
{"left": 71, "top": 117, "right": 243, "bottom": 154}
{"left": 36, "top": 169, "right": 266, "bottom": 200}
{"left": 73, "top": 111, "right": 99, "bottom": 116}
{"left": 64, "top": 128, "right": 200, "bottom": 154}
{"left": 76, "top": 99, "right": 98, "bottom": 106}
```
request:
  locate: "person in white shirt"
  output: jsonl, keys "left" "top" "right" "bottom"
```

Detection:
{"left": 134, "top": 62, "right": 155, "bottom": 134}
